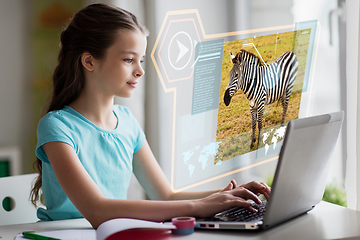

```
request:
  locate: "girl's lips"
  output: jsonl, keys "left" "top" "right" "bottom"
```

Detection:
{"left": 127, "top": 82, "right": 138, "bottom": 88}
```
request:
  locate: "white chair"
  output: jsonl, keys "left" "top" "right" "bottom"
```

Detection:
{"left": 0, "top": 173, "right": 40, "bottom": 225}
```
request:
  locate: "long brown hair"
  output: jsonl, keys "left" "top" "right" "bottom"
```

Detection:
{"left": 30, "top": 3, "right": 148, "bottom": 206}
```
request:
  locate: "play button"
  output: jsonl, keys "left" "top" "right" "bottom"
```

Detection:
{"left": 176, "top": 40, "right": 189, "bottom": 63}
{"left": 168, "top": 31, "right": 193, "bottom": 70}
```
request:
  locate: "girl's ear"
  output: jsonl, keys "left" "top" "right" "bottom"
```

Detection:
{"left": 81, "top": 52, "right": 94, "bottom": 72}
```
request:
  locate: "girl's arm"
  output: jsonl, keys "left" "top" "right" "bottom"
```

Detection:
{"left": 133, "top": 140, "right": 270, "bottom": 201}
{"left": 43, "top": 140, "right": 269, "bottom": 229}
{"left": 132, "top": 140, "right": 218, "bottom": 200}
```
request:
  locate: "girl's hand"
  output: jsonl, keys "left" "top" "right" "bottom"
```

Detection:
{"left": 194, "top": 184, "right": 262, "bottom": 218}
{"left": 221, "top": 179, "right": 238, "bottom": 191}
{"left": 221, "top": 179, "right": 271, "bottom": 199}
{"left": 239, "top": 180, "right": 271, "bottom": 200}
{"left": 193, "top": 180, "right": 271, "bottom": 218}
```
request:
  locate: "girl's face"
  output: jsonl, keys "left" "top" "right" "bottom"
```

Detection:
{"left": 92, "top": 29, "right": 147, "bottom": 98}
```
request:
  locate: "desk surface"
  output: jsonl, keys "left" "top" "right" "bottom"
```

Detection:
{"left": 1, "top": 201, "right": 360, "bottom": 240}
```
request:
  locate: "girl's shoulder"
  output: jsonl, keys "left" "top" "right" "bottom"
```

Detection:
{"left": 38, "top": 107, "right": 83, "bottom": 130}
{"left": 113, "top": 105, "right": 135, "bottom": 119}
{"left": 113, "top": 104, "right": 130, "bottom": 114}
{"left": 40, "top": 107, "right": 73, "bottom": 120}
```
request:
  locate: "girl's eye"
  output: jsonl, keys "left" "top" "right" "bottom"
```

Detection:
{"left": 124, "top": 59, "right": 133, "bottom": 63}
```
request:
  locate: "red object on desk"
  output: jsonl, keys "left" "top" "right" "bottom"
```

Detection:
{"left": 105, "top": 229, "right": 172, "bottom": 240}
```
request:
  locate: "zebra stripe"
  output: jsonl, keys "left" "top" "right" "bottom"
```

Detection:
{"left": 224, "top": 50, "right": 298, "bottom": 149}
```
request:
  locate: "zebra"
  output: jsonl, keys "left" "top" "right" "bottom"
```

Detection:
{"left": 224, "top": 49, "right": 298, "bottom": 149}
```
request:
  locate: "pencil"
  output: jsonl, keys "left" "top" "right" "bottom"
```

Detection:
{"left": 22, "top": 232, "right": 61, "bottom": 240}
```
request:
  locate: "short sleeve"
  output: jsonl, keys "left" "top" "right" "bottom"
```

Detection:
{"left": 133, "top": 118, "right": 145, "bottom": 153}
{"left": 35, "top": 112, "right": 76, "bottom": 163}
{"left": 115, "top": 105, "right": 145, "bottom": 153}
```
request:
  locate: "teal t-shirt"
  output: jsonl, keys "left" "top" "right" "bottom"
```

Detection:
{"left": 35, "top": 105, "right": 145, "bottom": 221}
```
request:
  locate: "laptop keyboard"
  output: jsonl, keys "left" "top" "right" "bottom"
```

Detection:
{"left": 213, "top": 200, "right": 267, "bottom": 222}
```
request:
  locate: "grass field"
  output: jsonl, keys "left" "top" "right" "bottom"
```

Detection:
{"left": 215, "top": 29, "right": 311, "bottom": 163}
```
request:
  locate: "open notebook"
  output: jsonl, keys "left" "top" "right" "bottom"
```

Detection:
{"left": 15, "top": 218, "right": 176, "bottom": 240}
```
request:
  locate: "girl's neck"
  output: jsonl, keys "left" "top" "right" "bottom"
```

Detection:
{"left": 69, "top": 94, "right": 117, "bottom": 131}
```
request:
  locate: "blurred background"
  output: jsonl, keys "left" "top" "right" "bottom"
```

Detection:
{"left": 0, "top": 0, "right": 347, "bottom": 205}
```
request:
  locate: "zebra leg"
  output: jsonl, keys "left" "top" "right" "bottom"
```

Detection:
{"left": 250, "top": 108, "right": 257, "bottom": 150}
{"left": 281, "top": 94, "right": 291, "bottom": 126}
{"left": 257, "top": 107, "right": 264, "bottom": 148}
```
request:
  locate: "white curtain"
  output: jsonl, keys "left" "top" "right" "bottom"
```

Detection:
{"left": 345, "top": 0, "right": 360, "bottom": 210}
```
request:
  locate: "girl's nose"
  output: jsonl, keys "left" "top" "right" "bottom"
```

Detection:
{"left": 134, "top": 66, "right": 144, "bottom": 78}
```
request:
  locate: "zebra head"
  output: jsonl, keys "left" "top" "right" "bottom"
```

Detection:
{"left": 224, "top": 51, "right": 241, "bottom": 106}
{"left": 224, "top": 50, "right": 260, "bottom": 106}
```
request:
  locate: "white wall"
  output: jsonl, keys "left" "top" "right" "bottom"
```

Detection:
{"left": 251, "top": 0, "right": 293, "bottom": 28}
{"left": 344, "top": 0, "right": 360, "bottom": 210}
{"left": 292, "top": 0, "right": 343, "bottom": 184}
{"left": 0, "top": 1, "right": 32, "bottom": 173}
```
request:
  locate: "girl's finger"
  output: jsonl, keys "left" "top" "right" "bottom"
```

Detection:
{"left": 230, "top": 179, "right": 237, "bottom": 189}
{"left": 224, "top": 182, "right": 233, "bottom": 191}
{"left": 230, "top": 198, "right": 258, "bottom": 213}
{"left": 259, "top": 182, "right": 271, "bottom": 198}
{"left": 232, "top": 187, "right": 262, "bottom": 204}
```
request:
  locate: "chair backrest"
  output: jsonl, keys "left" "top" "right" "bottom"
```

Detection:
{"left": 0, "top": 173, "right": 40, "bottom": 225}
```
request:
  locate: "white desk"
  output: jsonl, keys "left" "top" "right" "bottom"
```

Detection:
{"left": 1, "top": 201, "right": 360, "bottom": 240}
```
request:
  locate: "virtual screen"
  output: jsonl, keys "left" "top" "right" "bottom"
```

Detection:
{"left": 151, "top": 10, "right": 318, "bottom": 192}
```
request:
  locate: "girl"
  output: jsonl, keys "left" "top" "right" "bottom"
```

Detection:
{"left": 30, "top": 3, "right": 270, "bottom": 229}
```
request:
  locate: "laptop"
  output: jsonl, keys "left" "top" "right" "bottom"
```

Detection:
{"left": 196, "top": 111, "right": 344, "bottom": 231}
